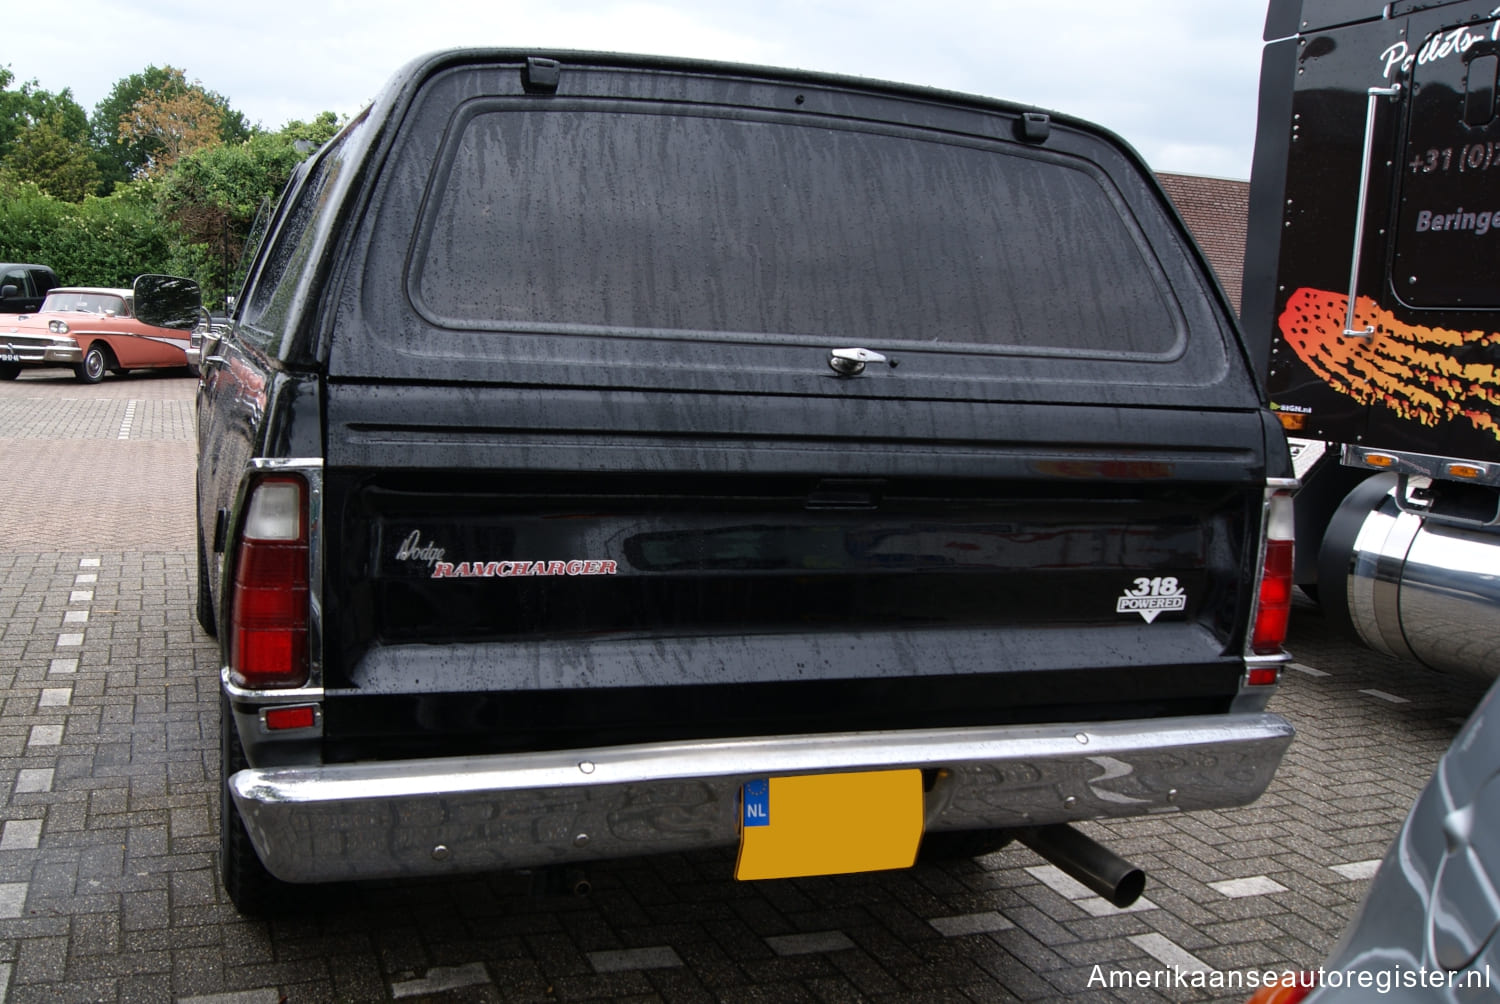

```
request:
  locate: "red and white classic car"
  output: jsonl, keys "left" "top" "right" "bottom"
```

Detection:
{"left": 1, "top": 285, "right": 193, "bottom": 383}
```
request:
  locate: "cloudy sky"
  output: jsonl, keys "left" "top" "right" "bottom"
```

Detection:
{"left": 7, "top": 1, "right": 1272, "bottom": 179}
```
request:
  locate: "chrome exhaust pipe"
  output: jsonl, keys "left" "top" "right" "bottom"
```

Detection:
{"left": 1018, "top": 824, "right": 1146, "bottom": 908}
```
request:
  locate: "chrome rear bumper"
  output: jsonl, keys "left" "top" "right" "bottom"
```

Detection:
{"left": 230, "top": 712, "right": 1294, "bottom": 883}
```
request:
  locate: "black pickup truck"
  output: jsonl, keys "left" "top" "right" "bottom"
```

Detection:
{"left": 181, "top": 51, "right": 1297, "bottom": 914}
{"left": 0, "top": 263, "right": 60, "bottom": 315}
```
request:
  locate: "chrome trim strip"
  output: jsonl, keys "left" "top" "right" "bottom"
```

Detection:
{"left": 230, "top": 713, "right": 1294, "bottom": 883}
{"left": 53, "top": 328, "right": 191, "bottom": 350}
{"left": 248, "top": 458, "right": 325, "bottom": 470}
{"left": 221, "top": 667, "right": 325, "bottom": 704}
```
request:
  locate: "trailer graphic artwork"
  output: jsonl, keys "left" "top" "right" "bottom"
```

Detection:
{"left": 1276, "top": 288, "right": 1500, "bottom": 440}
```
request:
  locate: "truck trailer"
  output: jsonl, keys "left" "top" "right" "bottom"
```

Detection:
{"left": 1244, "top": 0, "right": 1500, "bottom": 679}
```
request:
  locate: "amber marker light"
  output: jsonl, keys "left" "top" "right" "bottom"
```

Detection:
{"left": 1362, "top": 453, "right": 1396, "bottom": 468}
{"left": 1446, "top": 463, "right": 1483, "bottom": 480}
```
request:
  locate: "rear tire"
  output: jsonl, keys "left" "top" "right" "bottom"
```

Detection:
{"left": 220, "top": 695, "right": 295, "bottom": 915}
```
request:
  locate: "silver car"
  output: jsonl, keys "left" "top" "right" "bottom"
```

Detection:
{"left": 1261, "top": 675, "right": 1500, "bottom": 1002}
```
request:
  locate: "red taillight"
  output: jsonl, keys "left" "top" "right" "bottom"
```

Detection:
{"left": 230, "top": 477, "right": 309, "bottom": 688}
{"left": 264, "top": 705, "right": 317, "bottom": 731}
{"left": 1251, "top": 491, "right": 1295, "bottom": 657}
{"left": 1246, "top": 666, "right": 1280, "bottom": 686}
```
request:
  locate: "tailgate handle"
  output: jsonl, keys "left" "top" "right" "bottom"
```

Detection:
{"left": 828, "top": 347, "right": 886, "bottom": 376}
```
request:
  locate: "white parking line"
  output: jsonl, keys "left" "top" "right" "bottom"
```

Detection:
{"left": 1028, "top": 863, "right": 1093, "bottom": 900}
{"left": 930, "top": 911, "right": 1015, "bottom": 936}
{"left": 0, "top": 820, "right": 42, "bottom": 851}
{"left": 766, "top": 931, "right": 856, "bottom": 955}
{"left": 390, "top": 963, "right": 491, "bottom": 998}
{"left": 0, "top": 885, "right": 26, "bottom": 919}
{"left": 1027, "top": 864, "right": 1158, "bottom": 915}
{"left": 39, "top": 688, "right": 71, "bottom": 708}
{"left": 1360, "top": 689, "right": 1410, "bottom": 704}
{"left": 1209, "top": 876, "right": 1287, "bottom": 898}
{"left": 1130, "top": 933, "right": 1212, "bottom": 973}
{"left": 1287, "top": 662, "right": 1328, "bottom": 677}
{"left": 588, "top": 946, "right": 685, "bottom": 972}
{"left": 117, "top": 400, "right": 137, "bottom": 440}
{"left": 177, "top": 990, "right": 282, "bottom": 1004}
{"left": 1332, "top": 860, "right": 1382, "bottom": 880}
{"left": 26, "top": 726, "right": 62, "bottom": 747}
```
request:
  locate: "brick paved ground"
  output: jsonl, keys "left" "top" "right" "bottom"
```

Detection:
{"left": 0, "top": 373, "right": 195, "bottom": 551}
{"left": 0, "top": 372, "right": 1492, "bottom": 1002}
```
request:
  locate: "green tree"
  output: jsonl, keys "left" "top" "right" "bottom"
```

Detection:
{"left": 156, "top": 119, "right": 334, "bottom": 306}
{"left": 119, "top": 70, "right": 225, "bottom": 177}
{"left": 1, "top": 109, "right": 101, "bottom": 201}
{"left": 279, "top": 111, "right": 343, "bottom": 148}
{"left": 0, "top": 176, "right": 185, "bottom": 287}
{"left": 0, "top": 66, "right": 90, "bottom": 159}
{"left": 90, "top": 65, "right": 249, "bottom": 190}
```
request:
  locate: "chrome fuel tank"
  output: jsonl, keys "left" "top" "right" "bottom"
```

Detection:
{"left": 1322, "top": 473, "right": 1500, "bottom": 680}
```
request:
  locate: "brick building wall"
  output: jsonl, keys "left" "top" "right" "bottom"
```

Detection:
{"left": 1154, "top": 172, "right": 1250, "bottom": 316}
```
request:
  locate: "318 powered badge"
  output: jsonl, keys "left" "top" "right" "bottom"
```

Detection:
{"left": 1117, "top": 577, "right": 1186, "bottom": 623}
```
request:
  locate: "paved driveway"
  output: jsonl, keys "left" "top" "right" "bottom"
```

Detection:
{"left": 0, "top": 370, "right": 1490, "bottom": 1002}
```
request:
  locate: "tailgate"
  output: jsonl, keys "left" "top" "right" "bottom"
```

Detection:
{"left": 319, "top": 387, "right": 1271, "bottom": 761}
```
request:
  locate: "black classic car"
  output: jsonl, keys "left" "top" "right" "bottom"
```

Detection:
{"left": 175, "top": 51, "right": 1298, "bottom": 914}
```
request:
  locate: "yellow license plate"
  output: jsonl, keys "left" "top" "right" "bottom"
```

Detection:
{"left": 734, "top": 769, "right": 924, "bottom": 881}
